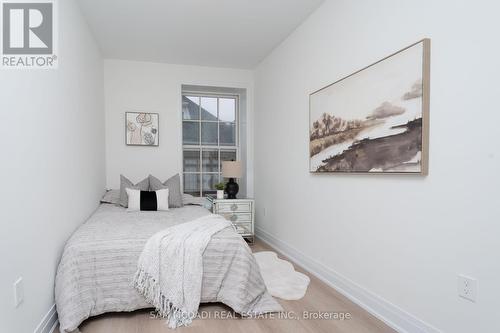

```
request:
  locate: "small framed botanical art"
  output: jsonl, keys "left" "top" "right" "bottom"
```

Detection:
{"left": 309, "top": 39, "right": 430, "bottom": 174}
{"left": 125, "top": 112, "right": 159, "bottom": 146}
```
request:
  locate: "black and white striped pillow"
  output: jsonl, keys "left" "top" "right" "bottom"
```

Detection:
{"left": 125, "top": 188, "right": 169, "bottom": 211}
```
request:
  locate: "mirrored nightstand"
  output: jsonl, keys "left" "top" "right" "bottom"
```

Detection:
{"left": 206, "top": 196, "right": 254, "bottom": 244}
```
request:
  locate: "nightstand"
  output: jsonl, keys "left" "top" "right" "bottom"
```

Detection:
{"left": 206, "top": 196, "right": 254, "bottom": 244}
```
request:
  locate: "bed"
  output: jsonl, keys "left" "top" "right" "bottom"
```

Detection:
{"left": 55, "top": 202, "right": 282, "bottom": 333}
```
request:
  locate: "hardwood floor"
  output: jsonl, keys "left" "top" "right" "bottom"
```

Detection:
{"left": 55, "top": 239, "right": 396, "bottom": 333}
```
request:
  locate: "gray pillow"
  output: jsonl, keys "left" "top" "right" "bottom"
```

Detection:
{"left": 149, "top": 174, "right": 183, "bottom": 208}
{"left": 101, "top": 189, "right": 120, "bottom": 205}
{"left": 119, "top": 175, "right": 150, "bottom": 207}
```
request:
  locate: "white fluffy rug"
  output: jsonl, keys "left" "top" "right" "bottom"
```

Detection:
{"left": 254, "top": 251, "right": 310, "bottom": 300}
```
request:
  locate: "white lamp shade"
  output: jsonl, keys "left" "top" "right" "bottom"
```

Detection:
{"left": 222, "top": 161, "right": 243, "bottom": 178}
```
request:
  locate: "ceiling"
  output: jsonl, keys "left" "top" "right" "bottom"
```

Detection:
{"left": 76, "top": 0, "right": 325, "bottom": 69}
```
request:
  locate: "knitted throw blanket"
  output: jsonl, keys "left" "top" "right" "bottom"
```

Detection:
{"left": 133, "top": 214, "right": 232, "bottom": 328}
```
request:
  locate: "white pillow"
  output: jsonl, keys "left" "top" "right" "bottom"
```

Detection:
{"left": 126, "top": 188, "right": 169, "bottom": 212}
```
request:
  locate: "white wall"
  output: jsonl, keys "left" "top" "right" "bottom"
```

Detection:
{"left": 104, "top": 60, "right": 254, "bottom": 195}
{"left": 254, "top": 0, "right": 500, "bottom": 332}
{"left": 0, "top": 0, "right": 105, "bottom": 332}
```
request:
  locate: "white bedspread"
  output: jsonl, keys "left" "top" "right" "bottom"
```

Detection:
{"left": 134, "top": 214, "right": 231, "bottom": 328}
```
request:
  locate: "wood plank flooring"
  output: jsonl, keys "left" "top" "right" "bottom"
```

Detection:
{"left": 55, "top": 239, "right": 396, "bottom": 333}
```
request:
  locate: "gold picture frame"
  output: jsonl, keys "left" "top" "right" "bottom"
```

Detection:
{"left": 309, "top": 39, "right": 430, "bottom": 175}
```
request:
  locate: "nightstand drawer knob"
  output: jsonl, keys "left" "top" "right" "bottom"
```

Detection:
{"left": 230, "top": 215, "right": 238, "bottom": 222}
{"left": 230, "top": 204, "right": 238, "bottom": 211}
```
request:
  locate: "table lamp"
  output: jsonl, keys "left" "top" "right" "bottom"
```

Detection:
{"left": 222, "top": 161, "right": 242, "bottom": 199}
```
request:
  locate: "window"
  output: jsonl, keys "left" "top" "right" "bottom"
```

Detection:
{"left": 182, "top": 94, "right": 238, "bottom": 196}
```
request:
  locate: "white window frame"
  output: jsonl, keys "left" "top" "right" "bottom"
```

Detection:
{"left": 182, "top": 92, "right": 240, "bottom": 197}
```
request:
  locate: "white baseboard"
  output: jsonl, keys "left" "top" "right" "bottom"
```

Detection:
{"left": 255, "top": 226, "right": 442, "bottom": 333}
{"left": 34, "top": 304, "right": 59, "bottom": 333}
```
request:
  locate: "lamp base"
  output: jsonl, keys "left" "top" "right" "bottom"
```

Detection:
{"left": 225, "top": 178, "right": 239, "bottom": 199}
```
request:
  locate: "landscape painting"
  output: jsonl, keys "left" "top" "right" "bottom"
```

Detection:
{"left": 309, "top": 39, "right": 430, "bottom": 174}
{"left": 126, "top": 112, "right": 159, "bottom": 146}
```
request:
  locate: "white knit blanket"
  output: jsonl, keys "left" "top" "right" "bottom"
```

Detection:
{"left": 133, "top": 214, "right": 232, "bottom": 329}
